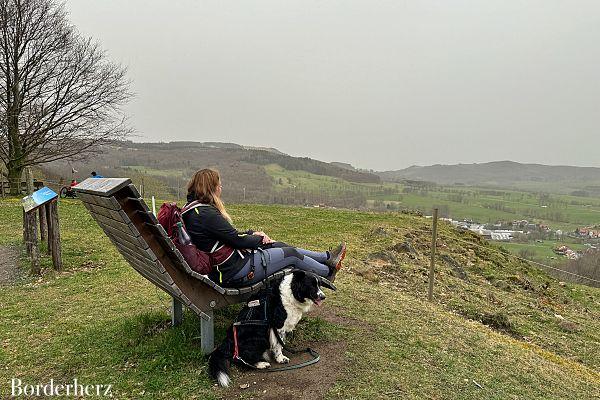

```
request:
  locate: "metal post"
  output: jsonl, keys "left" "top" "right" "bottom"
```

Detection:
{"left": 171, "top": 297, "right": 183, "bottom": 326}
{"left": 428, "top": 208, "right": 439, "bottom": 302}
{"left": 201, "top": 309, "right": 214, "bottom": 354}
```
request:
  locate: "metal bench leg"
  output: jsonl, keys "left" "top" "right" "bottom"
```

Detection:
{"left": 200, "top": 310, "right": 214, "bottom": 354}
{"left": 171, "top": 297, "right": 183, "bottom": 326}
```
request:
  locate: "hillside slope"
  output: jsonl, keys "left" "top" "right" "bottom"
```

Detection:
{"left": 379, "top": 161, "right": 600, "bottom": 194}
{"left": 40, "top": 141, "right": 379, "bottom": 203}
{"left": 0, "top": 199, "right": 598, "bottom": 398}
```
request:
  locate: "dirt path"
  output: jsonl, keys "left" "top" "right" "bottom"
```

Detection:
{"left": 218, "top": 306, "right": 357, "bottom": 400}
{"left": 0, "top": 246, "right": 22, "bottom": 286}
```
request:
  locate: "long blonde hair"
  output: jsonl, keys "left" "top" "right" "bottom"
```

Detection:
{"left": 187, "top": 168, "right": 232, "bottom": 222}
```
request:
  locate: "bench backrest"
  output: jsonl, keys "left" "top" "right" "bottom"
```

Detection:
{"left": 74, "top": 178, "right": 286, "bottom": 318}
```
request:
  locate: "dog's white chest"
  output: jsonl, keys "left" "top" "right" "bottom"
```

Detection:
{"left": 279, "top": 275, "right": 313, "bottom": 334}
{"left": 282, "top": 309, "right": 303, "bottom": 333}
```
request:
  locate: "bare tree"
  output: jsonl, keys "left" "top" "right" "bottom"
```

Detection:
{"left": 0, "top": 0, "right": 131, "bottom": 194}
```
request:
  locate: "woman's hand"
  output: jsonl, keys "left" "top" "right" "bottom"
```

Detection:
{"left": 253, "top": 231, "right": 274, "bottom": 244}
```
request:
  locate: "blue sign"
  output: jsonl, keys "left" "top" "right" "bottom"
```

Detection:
{"left": 22, "top": 187, "right": 58, "bottom": 213}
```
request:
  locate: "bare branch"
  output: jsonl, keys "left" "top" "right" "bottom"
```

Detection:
{"left": 0, "top": 0, "right": 132, "bottom": 193}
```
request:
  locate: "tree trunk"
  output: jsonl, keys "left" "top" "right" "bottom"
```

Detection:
{"left": 7, "top": 164, "right": 24, "bottom": 196}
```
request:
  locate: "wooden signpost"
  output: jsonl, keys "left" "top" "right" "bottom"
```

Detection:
{"left": 22, "top": 187, "right": 62, "bottom": 274}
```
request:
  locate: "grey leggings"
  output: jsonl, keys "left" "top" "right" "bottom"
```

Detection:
{"left": 230, "top": 247, "right": 330, "bottom": 286}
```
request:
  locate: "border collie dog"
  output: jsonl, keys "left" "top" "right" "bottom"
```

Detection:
{"left": 208, "top": 271, "right": 335, "bottom": 387}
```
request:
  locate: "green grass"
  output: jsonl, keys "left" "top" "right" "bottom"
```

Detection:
{"left": 264, "top": 164, "right": 600, "bottom": 232}
{"left": 499, "top": 241, "right": 588, "bottom": 264}
{"left": 123, "top": 165, "right": 185, "bottom": 178}
{"left": 1, "top": 199, "right": 598, "bottom": 398}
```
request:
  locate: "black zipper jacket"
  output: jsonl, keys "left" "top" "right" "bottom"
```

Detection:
{"left": 182, "top": 194, "right": 262, "bottom": 284}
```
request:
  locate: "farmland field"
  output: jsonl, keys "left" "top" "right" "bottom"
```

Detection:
{"left": 265, "top": 164, "right": 600, "bottom": 231}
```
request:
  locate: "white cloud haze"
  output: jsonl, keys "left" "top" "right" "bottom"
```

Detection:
{"left": 66, "top": 0, "right": 600, "bottom": 170}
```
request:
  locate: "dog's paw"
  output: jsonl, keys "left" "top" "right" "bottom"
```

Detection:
{"left": 262, "top": 351, "right": 271, "bottom": 361}
{"left": 255, "top": 361, "right": 271, "bottom": 369}
{"left": 275, "top": 355, "right": 290, "bottom": 364}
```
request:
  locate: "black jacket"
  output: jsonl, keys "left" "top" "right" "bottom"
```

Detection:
{"left": 182, "top": 195, "right": 262, "bottom": 284}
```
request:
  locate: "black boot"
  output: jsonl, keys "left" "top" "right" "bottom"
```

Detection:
{"left": 325, "top": 242, "right": 346, "bottom": 282}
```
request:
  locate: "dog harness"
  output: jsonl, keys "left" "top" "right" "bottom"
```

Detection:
{"left": 231, "top": 255, "right": 320, "bottom": 372}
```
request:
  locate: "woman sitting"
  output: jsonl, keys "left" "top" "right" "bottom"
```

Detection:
{"left": 181, "top": 168, "right": 346, "bottom": 287}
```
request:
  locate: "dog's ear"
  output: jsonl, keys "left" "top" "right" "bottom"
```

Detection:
{"left": 292, "top": 270, "right": 306, "bottom": 280}
{"left": 318, "top": 277, "right": 337, "bottom": 291}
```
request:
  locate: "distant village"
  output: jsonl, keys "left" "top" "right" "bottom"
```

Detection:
{"left": 438, "top": 217, "right": 599, "bottom": 260}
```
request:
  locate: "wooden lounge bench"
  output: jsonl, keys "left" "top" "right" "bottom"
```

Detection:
{"left": 73, "top": 178, "right": 291, "bottom": 354}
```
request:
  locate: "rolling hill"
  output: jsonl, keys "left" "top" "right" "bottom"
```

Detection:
{"left": 378, "top": 161, "right": 600, "bottom": 195}
{"left": 39, "top": 141, "right": 380, "bottom": 206}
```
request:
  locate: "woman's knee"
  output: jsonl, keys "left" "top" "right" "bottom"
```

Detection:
{"left": 281, "top": 247, "right": 304, "bottom": 260}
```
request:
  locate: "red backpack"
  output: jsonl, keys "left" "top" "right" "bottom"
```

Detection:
{"left": 157, "top": 201, "right": 212, "bottom": 275}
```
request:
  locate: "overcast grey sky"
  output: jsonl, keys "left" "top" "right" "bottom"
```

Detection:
{"left": 65, "top": 0, "right": 600, "bottom": 171}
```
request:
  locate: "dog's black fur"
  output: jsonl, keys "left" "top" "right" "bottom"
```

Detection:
{"left": 208, "top": 271, "right": 334, "bottom": 387}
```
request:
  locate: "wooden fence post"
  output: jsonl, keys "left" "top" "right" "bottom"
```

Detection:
{"left": 45, "top": 202, "right": 53, "bottom": 254}
{"left": 23, "top": 208, "right": 31, "bottom": 255}
{"left": 48, "top": 199, "right": 63, "bottom": 270}
{"left": 39, "top": 206, "right": 48, "bottom": 243}
{"left": 28, "top": 211, "right": 40, "bottom": 275}
{"left": 428, "top": 208, "right": 439, "bottom": 302}
{"left": 22, "top": 209, "right": 40, "bottom": 275}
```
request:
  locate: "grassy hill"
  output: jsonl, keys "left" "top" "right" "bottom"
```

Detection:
{"left": 32, "top": 144, "right": 600, "bottom": 270}
{"left": 379, "top": 161, "right": 600, "bottom": 195}
{"left": 39, "top": 141, "right": 380, "bottom": 205}
{"left": 0, "top": 198, "right": 598, "bottom": 399}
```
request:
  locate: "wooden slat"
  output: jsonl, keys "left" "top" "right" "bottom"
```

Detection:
{"left": 120, "top": 195, "right": 151, "bottom": 214}
{"left": 123, "top": 254, "right": 166, "bottom": 283}
{"left": 116, "top": 244, "right": 163, "bottom": 273}
{"left": 121, "top": 252, "right": 174, "bottom": 287}
{"left": 135, "top": 209, "right": 159, "bottom": 225}
{"left": 187, "top": 302, "right": 204, "bottom": 317}
{"left": 114, "top": 241, "right": 167, "bottom": 275}
{"left": 98, "top": 222, "right": 148, "bottom": 249}
{"left": 105, "top": 232, "right": 158, "bottom": 261}
{"left": 76, "top": 192, "right": 98, "bottom": 205}
{"left": 135, "top": 269, "right": 178, "bottom": 297}
{"left": 77, "top": 192, "right": 120, "bottom": 209}
{"left": 89, "top": 211, "right": 141, "bottom": 237}
{"left": 88, "top": 194, "right": 121, "bottom": 210}
{"left": 125, "top": 257, "right": 167, "bottom": 285}
{"left": 82, "top": 201, "right": 128, "bottom": 221}
{"left": 236, "top": 286, "right": 253, "bottom": 295}
{"left": 126, "top": 183, "right": 141, "bottom": 199}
